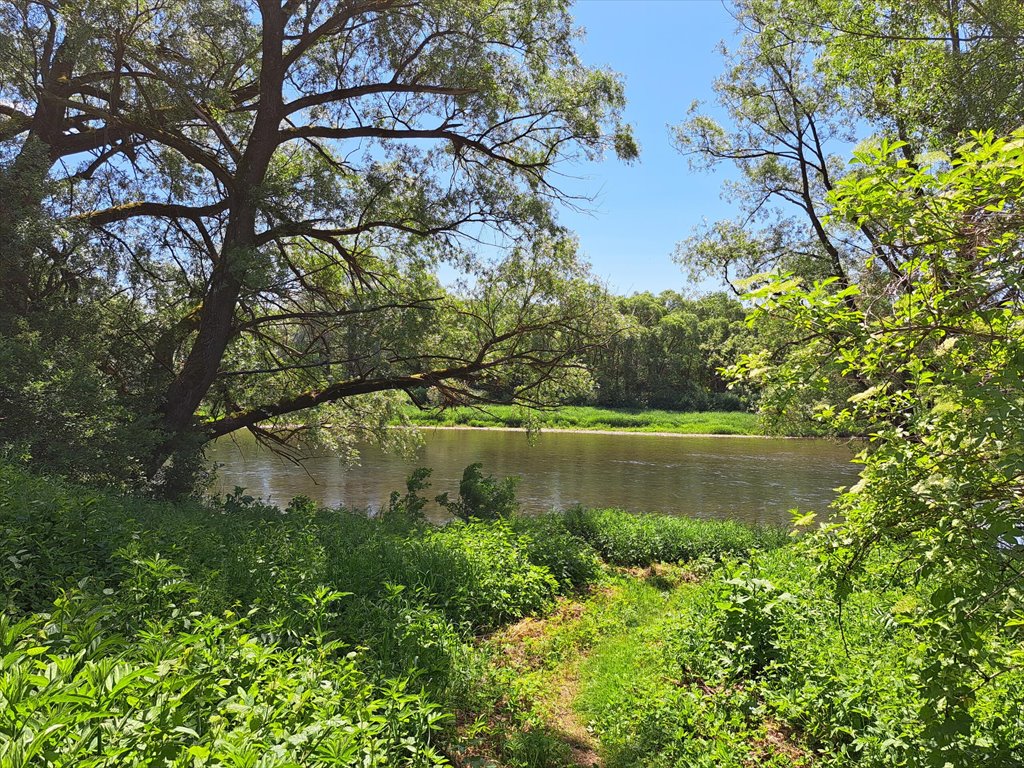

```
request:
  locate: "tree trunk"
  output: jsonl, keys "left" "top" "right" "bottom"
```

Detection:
{"left": 152, "top": 3, "right": 285, "bottom": 481}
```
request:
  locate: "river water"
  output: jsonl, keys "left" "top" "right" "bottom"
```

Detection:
{"left": 208, "top": 428, "right": 859, "bottom": 526}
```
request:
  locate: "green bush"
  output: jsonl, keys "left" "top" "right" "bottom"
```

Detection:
{"left": 706, "top": 562, "right": 795, "bottom": 678}
{"left": 509, "top": 513, "right": 603, "bottom": 592}
{"left": 435, "top": 462, "right": 519, "bottom": 521}
{"left": 415, "top": 521, "right": 560, "bottom": 627}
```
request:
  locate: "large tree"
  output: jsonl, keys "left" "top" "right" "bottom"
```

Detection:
{"left": 683, "top": 3, "right": 1024, "bottom": 754}
{"left": 0, "top": 0, "right": 636, "bottom": 490}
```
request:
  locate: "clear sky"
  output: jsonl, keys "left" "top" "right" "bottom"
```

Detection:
{"left": 560, "top": 0, "right": 740, "bottom": 295}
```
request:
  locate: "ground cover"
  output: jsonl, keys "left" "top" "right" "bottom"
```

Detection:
{"left": 400, "top": 405, "right": 760, "bottom": 435}
{"left": 1, "top": 462, "right": 1020, "bottom": 767}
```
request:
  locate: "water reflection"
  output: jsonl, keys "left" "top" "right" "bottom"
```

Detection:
{"left": 208, "top": 428, "right": 859, "bottom": 527}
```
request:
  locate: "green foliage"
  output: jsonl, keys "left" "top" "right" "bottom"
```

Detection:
{"left": 0, "top": 564, "right": 449, "bottom": 768}
{"left": 578, "top": 546, "right": 1024, "bottom": 768}
{"left": 339, "top": 584, "right": 479, "bottom": 700}
{"left": 380, "top": 467, "right": 435, "bottom": 527}
{"left": 707, "top": 563, "right": 795, "bottom": 678}
{"left": 404, "top": 405, "right": 760, "bottom": 435}
{"left": 734, "top": 130, "right": 1024, "bottom": 759}
{"left": 582, "top": 291, "right": 756, "bottom": 411}
{"left": 561, "top": 506, "right": 783, "bottom": 566}
{"left": 416, "top": 521, "right": 559, "bottom": 628}
{"left": 436, "top": 462, "right": 520, "bottom": 522}
{"left": 509, "top": 513, "right": 603, "bottom": 593}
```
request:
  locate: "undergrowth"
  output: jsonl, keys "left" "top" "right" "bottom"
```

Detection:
{"left": 2, "top": 462, "right": 1020, "bottom": 767}
{"left": 0, "top": 463, "right": 771, "bottom": 766}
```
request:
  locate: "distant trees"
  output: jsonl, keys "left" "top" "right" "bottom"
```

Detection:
{"left": 582, "top": 291, "right": 754, "bottom": 412}
{"left": 0, "top": 0, "right": 635, "bottom": 492}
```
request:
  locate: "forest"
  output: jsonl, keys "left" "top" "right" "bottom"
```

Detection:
{"left": 2, "top": 0, "right": 1024, "bottom": 766}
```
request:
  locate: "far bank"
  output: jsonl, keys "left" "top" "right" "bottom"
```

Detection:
{"left": 400, "top": 405, "right": 760, "bottom": 436}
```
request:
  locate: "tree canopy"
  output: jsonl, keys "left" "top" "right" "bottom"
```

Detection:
{"left": 0, "top": 0, "right": 636, "bottom": 490}
{"left": 689, "top": 2, "right": 1024, "bottom": 756}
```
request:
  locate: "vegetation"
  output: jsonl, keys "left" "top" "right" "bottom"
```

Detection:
{"left": 403, "top": 405, "right": 760, "bottom": 435}
{"left": 4, "top": 0, "right": 1024, "bottom": 765}
{"left": 0, "top": 0, "right": 636, "bottom": 493}
{"left": 580, "top": 291, "right": 755, "bottom": 412}
{"left": 577, "top": 547, "right": 1024, "bottom": 768}
{"left": 3, "top": 463, "right": 1020, "bottom": 766}
{"left": 680, "top": 0, "right": 1024, "bottom": 759}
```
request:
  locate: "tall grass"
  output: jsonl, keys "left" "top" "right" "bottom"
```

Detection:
{"left": 0, "top": 462, "right": 780, "bottom": 766}
{"left": 561, "top": 506, "right": 788, "bottom": 566}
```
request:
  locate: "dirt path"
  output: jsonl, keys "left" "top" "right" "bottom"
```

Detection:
{"left": 487, "top": 597, "right": 605, "bottom": 767}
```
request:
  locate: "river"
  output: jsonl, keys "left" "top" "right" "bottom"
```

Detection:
{"left": 208, "top": 428, "right": 859, "bottom": 526}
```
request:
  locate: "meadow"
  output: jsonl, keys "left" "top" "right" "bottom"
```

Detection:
{"left": 1, "top": 463, "right": 1020, "bottom": 767}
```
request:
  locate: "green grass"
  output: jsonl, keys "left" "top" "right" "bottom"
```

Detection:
{"left": 401, "top": 405, "right": 761, "bottom": 435}
{"left": 0, "top": 463, "right": 777, "bottom": 767}
{"left": 3, "top": 462, "right": 1020, "bottom": 767}
{"left": 576, "top": 549, "right": 1024, "bottom": 768}
{"left": 560, "top": 506, "right": 788, "bottom": 566}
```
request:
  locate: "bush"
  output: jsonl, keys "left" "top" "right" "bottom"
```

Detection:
{"left": 510, "top": 513, "right": 604, "bottom": 592}
{"left": 435, "top": 462, "right": 519, "bottom": 521}
{"left": 340, "top": 584, "right": 478, "bottom": 701}
{"left": 706, "top": 562, "right": 795, "bottom": 678}
{"left": 415, "top": 521, "right": 560, "bottom": 627}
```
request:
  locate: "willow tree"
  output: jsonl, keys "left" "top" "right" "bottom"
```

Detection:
{"left": 0, "top": 0, "right": 636, "bottom": 490}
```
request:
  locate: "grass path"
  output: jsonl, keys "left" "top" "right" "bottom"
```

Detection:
{"left": 457, "top": 565, "right": 695, "bottom": 768}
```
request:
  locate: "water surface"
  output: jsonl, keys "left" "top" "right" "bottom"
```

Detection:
{"left": 208, "top": 428, "right": 858, "bottom": 526}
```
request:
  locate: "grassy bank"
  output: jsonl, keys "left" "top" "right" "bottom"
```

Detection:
{"left": 1, "top": 463, "right": 1020, "bottom": 766}
{"left": 402, "top": 405, "right": 761, "bottom": 435}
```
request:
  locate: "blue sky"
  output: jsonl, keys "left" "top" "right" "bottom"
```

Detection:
{"left": 560, "top": 0, "right": 740, "bottom": 295}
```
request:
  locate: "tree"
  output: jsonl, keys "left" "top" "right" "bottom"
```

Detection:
{"left": 675, "top": 0, "right": 1024, "bottom": 292}
{"left": 581, "top": 291, "right": 753, "bottom": 411}
{"left": 681, "top": 6, "right": 1024, "bottom": 751}
{"left": 736, "top": 128, "right": 1024, "bottom": 766}
{"left": 0, "top": 0, "right": 636, "bottom": 491}
{"left": 675, "top": 0, "right": 1024, "bottom": 432}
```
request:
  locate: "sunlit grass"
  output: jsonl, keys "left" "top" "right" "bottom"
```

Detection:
{"left": 402, "top": 404, "right": 761, "bottom": 435}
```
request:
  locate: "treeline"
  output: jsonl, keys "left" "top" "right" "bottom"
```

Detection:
{"left": 580, "top": 290, "right": 753, "bottom": 411}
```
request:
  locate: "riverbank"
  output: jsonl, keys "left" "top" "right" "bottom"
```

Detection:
{"left": 402, "top": 405, "right": 760, "bottom": 435}
{"left": 2, "top": 463, "right": 1020, "bottom": 766}
{"left": 405, "top": 424, "right": 777, "bottom": 439}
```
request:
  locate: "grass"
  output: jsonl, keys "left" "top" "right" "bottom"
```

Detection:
{"left": 401, "top": 405, "right": 761, "bottom": 435}
{"left": 0, "top": 463, "right": 776, "bottom": 767}
{"left": 2, "top": 462, "right": 1021, "bottom": 767}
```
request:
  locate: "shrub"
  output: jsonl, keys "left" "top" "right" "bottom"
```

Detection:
{"left": 0, "top": 561, "right": 451, "bottom": 768}
{"left": 706, "top": 562, "right": 795, "bottom": 678}
{"left": 509, "top": 513, "right": 603, "bottom": 592}
{"left": 414, "top": 521, "right": 560, "bottom": 628}
{"left": 340, "top": 584, "right": 478, "bottom": 701}
{"left": 379, "top": 467, "right": 434, "bottom": 527}
{"left": 435, "top": 463, "right": 519, "bottom": 521}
